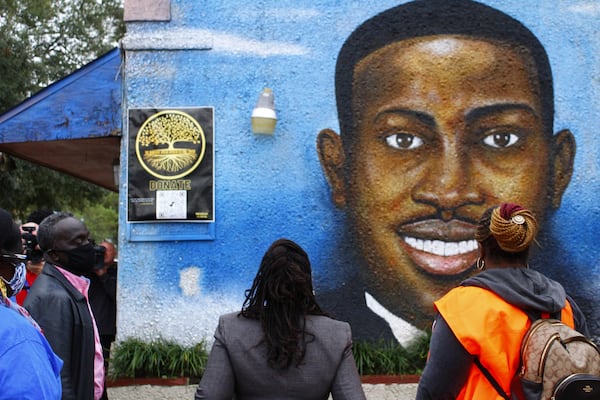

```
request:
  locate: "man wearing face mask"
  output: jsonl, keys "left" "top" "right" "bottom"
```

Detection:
{"left": 24, "top": 212, "right": 104, "bottom": 400}
{"left": 0, "top": 208, "right": 63, "bottom": 399}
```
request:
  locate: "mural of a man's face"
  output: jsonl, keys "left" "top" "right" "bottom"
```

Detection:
{"left": 318, "top": 35, "right": 575, "bottom": 328}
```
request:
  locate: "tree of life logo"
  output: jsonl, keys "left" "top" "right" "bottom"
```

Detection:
{"left": 135, "top": 110, "right": 206, "bottom": 180}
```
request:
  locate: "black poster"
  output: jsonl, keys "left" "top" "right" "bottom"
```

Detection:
{"left": 127, "top": 108, "right": 214, "bottom": 222}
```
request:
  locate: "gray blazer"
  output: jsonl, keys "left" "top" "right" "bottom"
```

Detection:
{"left": 195, "top": 312, "right": 366, "bottom": 400}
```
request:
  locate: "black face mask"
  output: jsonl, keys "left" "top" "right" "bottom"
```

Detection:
{"left": 55, "top": 243, "right": 96, "bottom": 274}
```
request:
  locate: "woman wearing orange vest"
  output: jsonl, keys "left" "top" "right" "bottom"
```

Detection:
{"left": 416, "top": 203, "right": 589, "bottom": 399}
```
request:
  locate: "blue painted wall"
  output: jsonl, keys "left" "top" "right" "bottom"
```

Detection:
{"left": 118, "top": 0, "right": 600, "bottom": 345}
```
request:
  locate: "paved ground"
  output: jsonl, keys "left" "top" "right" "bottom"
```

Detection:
{"left": 107, "top": 383, "right": 418, "bottom": 399}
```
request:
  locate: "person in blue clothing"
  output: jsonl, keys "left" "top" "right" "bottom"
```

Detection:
{"left": 0, "top": 207, "right": 62, "bottom": 400}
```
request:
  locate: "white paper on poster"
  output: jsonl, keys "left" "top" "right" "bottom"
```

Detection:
{"left": 156, "top": 190, "right": 187, "bottom": 219}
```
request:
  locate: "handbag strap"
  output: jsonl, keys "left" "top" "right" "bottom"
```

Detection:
{"left": 473, "top": 357, "right": 511, "bottom": 400}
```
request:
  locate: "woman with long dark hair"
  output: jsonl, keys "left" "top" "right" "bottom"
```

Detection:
{"left": 195, "top": 238, "right": 365, "bottom": 399}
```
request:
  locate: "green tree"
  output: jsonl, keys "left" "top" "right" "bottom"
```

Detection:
{"left": 0, "top": 0, "right": 124, "bottom": 109}
{"left": 0, "top": 157, "right": 118, "bottom": 243}
{"left": 77, "top": 194, "right": 119, "bottom": 244}
{"left": 0, "top": 0, "right": 124, "bottom": 237}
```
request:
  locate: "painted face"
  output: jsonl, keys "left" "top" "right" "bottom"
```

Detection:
{"left": 318, "top": 35, "right": 574, "bottom": 328}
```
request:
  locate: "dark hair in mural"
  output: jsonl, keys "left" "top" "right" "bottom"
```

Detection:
{"left": 335, "top": 0, "right": 554, "bottom": 147}
{"left": 240, "top": 238, "right": 328, "bottom": 369}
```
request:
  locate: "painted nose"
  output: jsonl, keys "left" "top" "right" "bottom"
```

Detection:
{"left": 411, "top": 147, "right": 482, "bottom": 219}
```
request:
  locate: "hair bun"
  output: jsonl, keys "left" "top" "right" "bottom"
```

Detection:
{"left": 489, "top": 204, "right": 538, "bottom": 252}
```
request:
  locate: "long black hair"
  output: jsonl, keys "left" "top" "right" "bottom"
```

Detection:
{"left": 240, "top": 238, "right": 327, "bottom": 369}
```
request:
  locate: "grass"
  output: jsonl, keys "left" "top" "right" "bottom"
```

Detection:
{"left": 109, "top": 333, "right": 430, "bottom": 379}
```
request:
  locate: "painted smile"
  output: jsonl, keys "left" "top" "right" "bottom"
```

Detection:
{"left": 404, "top": 236, "right": 477, "bottom": 256}
{"left": 398, "top": 219, "right": 479, "bottom": 275}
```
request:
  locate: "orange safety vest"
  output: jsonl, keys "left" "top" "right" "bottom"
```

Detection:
{"left": 434, "top": 286, "right": 574, "bottom": 400}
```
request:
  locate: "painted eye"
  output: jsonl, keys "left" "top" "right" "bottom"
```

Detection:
{"left": 385, "top": 133, "right": 424, "bottom": 150}
{"left": 482, "top": 132, "right": 520, "bottom": 148}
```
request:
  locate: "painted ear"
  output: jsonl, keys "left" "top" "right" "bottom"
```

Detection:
{"left": 550, "top": 129, "right": 575, "bottom": 209}
{"left": 316, "top": 129, "right": 347, "bottom": 208}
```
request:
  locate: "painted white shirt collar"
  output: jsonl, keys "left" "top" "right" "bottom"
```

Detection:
{"left": 365, "top": 291, "right": 426, "bottom": 347}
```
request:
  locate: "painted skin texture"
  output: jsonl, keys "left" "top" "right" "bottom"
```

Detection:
{"left": 318, "top": 35, "right": 574, "bottom": 329}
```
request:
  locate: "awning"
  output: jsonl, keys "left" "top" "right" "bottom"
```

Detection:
{"left": 0, "top": 48, "right": 122, "bottom": 191}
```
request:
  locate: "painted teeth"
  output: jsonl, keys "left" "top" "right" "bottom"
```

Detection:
{"left": 404, "top": 237, "right": 477, "bottom": 256}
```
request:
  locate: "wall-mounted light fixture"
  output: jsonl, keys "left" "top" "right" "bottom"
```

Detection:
{"left": 251, "top": 88, "right": 277, "bottom": 135}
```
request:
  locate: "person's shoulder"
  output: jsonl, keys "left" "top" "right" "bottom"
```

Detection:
{"left": 219, "top": 311, "right": 241, "bottom": 322}
{"left": 31, "top": 265, "right": 63, "bottom": 286}
{"left": 309, "top": 314, "right": 348, "bottom": 325}
{"left": 25, "top": 273, "right": 72, "bottom": 308}
{"left": 308, "top": 315, "right": 351, "bottom": 334}
{"left": 28, "top": 274, "right": 69, "bottom": 294}
{"left": 0, "top": 304, "right": 21, "bottom": 324}
{"left": 0, "top": 305, "right": 42, "bottom": 341}
{"left": 218, "top": 311, "right": 257, "bottom": 329}
{"left": 215, "top": 312, "right": 261, "bottom": 343}
{"left": 306, "top": 315, "right": 354, "bottom": 352}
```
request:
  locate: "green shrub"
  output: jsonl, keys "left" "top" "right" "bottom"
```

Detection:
{"left": 109, "top": 338, "right": 208, "bottom": 379}
{"left": 109, "top": 334, "right": 430, "bottom": 379}
{"left": 352, "top": 333, "right": 430, "bottom": 376}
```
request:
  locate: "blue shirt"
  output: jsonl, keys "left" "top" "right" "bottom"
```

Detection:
{"left": 0, "top": 303, "right": 63, "bottom": 399}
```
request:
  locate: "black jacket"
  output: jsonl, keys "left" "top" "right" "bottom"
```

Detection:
{"left": 88, "top": 267, "right": 117, "bottom": 337}
{"left": 24, "top": 263, "right": 97, "bottom": 400}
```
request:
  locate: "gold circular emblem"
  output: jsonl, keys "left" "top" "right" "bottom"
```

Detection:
{"left": 135, "top": 110, "right": 206, "bottom": 180}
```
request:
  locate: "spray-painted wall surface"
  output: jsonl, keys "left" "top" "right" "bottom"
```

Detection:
{"left": 118, "top": 0, "right": 600, "bottom": 346}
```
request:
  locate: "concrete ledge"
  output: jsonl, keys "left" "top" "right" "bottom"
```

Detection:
{"left": 107, "top": 377, "right": 190, "bottom": 387}
{"left": 361, "top": 374, "right": 420, "bottom": 384}
{"left": 107, "top": 381, "right": 419, "bottom": 400}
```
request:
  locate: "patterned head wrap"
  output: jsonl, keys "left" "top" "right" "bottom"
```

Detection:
{"left": 476, "top": 202, "right": 538, "bottom": 253}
